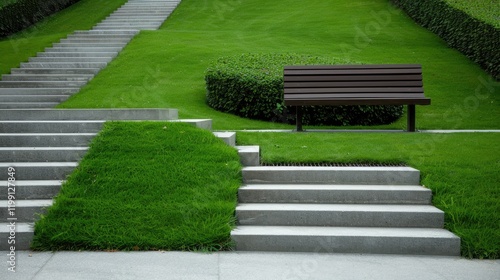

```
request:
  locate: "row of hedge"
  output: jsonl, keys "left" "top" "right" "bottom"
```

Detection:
{"left": 205, "top": 54, "right": 403, "bottom": 126}
{"left": 391, "top": 0, "right": 499, "bottom": 80}
{"left": 0, "top": 0, "right": 81, "bottom": 37}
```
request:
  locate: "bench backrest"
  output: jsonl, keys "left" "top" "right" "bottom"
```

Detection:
{"left": 283, "top": 64, "right": 430, "bottom": 106}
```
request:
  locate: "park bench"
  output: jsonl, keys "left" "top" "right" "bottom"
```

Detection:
{"left": 283, "top": 64, "right": 431, "bottom": 132}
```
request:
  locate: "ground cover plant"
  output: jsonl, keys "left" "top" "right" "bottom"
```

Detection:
{"left": 32, "top": 122, "right": 241, "bottom": 251}
{"left": 0, "top": 0, "right": 128, "bottom": 74}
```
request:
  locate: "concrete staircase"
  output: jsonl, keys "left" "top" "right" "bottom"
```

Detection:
{"left": 0, "top": 0, "right": 181, "bottom": 109}
{"left": 0, "top": 108, "right": 215, "bottom": 250}
{"left": 231, "top": 164, "right": 461, "bottom": 256}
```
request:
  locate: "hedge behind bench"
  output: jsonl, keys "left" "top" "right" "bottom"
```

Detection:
{"left": 205, "top": 54, "right": 404, "bottom": 126}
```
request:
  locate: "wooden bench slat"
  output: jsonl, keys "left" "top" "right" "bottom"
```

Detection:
{"left": 285, "top": 87, "right": 424, "bottom": 94}
{"left": 284, "top": 68, "right": 423, "bottom": 75}
{"left": 284, "top": 98, "right": 431, "bottom": 106}
{"left": 285, "top": 93, "right": 428, "bottom": 99}
{"left": 284, "top": 74, "right": 423, "bottom": 82}
{"left": 284, "top": 64, "right": 421, "bottom": 70}
{"left": 285, "top": 81, "right": 424, "bottom": 88}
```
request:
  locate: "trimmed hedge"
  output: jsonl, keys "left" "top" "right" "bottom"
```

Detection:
{"left": 0, "top": 0, "right": 81, "bottom": 37}
{"left": 205, "top": 54, "right": 404, "bottom": 126}
{"left": 391, "top": 0, "right": 500, "bottom": 80}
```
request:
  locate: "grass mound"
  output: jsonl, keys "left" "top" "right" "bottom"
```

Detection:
{"left": 32, "top": 122, "right": 241, "bottom": 251}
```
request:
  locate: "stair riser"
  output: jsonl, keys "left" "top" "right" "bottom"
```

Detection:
{"left": 59, "top": 39, "right": 132, "bottom": 44}
{"left": 20, "top": 63, "right": 107, "bottom": 69}
{"left": 231, "top": 235, "right": 461, "bottom": 256}
{"left": 0, "top": 230, "right": 33, "bottom": 250}
{"left": 11, "top": 68, "right": 100, "bottom": 75}
{"left": 0, "top": 184, "right": 61, "bottom": 200}
{"left": 0, "top": 109, "right": 178, "bottom": 120}
{"left": 0, "top": 122, "right": 104, "bottom": 133}
{"left": 0, "top": 135, "right": 96, "bottom": 147}
{"left": 238, "top": 189, "right": 432, "bottom": 204}
{"left": 2, "top": 75, "right": 93, "bottom": 81}
{"left": 0, "top": 81, "right": 87, "bottom": 88}
{"left": 0, "top": 88, "right": 78, "bottom": 95}
{"left": 37, "top": 52, "right": 117, "bottom": 58}
{"left": 29, "top": 57, "right": 113, "bottom": 63}
{"left": 46, "top": 47, "right": 123, "bottom": 53}
{"left": 72, "top": 30, "right": 138, "bottom": 35}
{"left": 0, "top": 103, "right": 58, "bottom": 109}
{"left": 0, "top": 165, "right": 76, "bottom": 180}
{"left": 66, "top": 35, "right": 135, "bottom": 39}
{"left": 93, "top": 27, "right": 158, "bottom": 30}
{"left": 242, "top": 168, "right": 420, "bottom": 185}
{"left": 0, "top": 96, "right": 68, "bottom": 102}
{"left": 53, "top": 43, "right": 126, "bottom": 48}
{"left": 0, "top": 206, "right": 48, "bottom": 222}
{"left": 236, "top": 210, "right": 444, "bottom": 228}
{"left": 0, "top": 149, "right": 88, "bottom": 162}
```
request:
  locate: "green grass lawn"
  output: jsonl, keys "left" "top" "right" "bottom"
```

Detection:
{"left": 444, "top": 0, "right": 500, "bottom": 27}
{"left": 57, "top": 0, "right": 500, "bottom": 130}
{"left": 32, "top": 122, "right": 241, "bottom": 251}
{"left": 2, "top": 0, "right": 497, "bottom": 258}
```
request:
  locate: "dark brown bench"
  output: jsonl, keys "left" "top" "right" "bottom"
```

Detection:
{"left": 283, "top": 64, "right": 431, "bottom": 132}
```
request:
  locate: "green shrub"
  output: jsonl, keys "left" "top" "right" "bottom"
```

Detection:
{"left": 391, "top": 0, "right": 500, "bottom": 80}
{"left": 0, "top": 0, "right": 81, "bottom": 37}
{"left": 205, "top": 53, "right": 404, "bottom": 126}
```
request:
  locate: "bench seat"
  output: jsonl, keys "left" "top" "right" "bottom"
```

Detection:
{"left": 283, "top": 64, "right": 431, "bottom": 131}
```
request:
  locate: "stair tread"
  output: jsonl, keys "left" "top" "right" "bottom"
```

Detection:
{"left": 0, "top": 199, "right": 53, "bottom": 207}
{"left": 0, "top": 147, "right": 89, "bottom": 150}
{"left": 232, "top": 226, "right": 459, "bottom": 238}
{"left": 240, "top": 184, "right": 429, "bottom": 191}
{"left": 0, "top": 180, "right": 63, "bottom": 186}
{"left": 236, "top": 203, "right": 443, "bottom": 213}
{"left": 0, "top": 162, "right": 78, "bottom": 167}
{"left": 0, "top": 222, "right": 33, "bottom": 233}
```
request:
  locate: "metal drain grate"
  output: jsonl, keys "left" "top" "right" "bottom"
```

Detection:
{"left": 261, "top": 162, "right": 407, "bottom": 167}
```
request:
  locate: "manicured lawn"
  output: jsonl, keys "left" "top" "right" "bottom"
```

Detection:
{"left": 443, "top": 0, "right": 500, "bottom": 27}
{"left": 32, "top": 122, "right": 241, "bottom": 251}
{"left": 57, "top": 0, "right": 500, "bottom": 130}
{"left": 0, "top": 0, "right": 128, "bottom": 75}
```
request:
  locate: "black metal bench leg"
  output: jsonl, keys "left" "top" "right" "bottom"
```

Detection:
{"left": 407, "top": 105, "right": 416, "bottom": 132}
{"left": 296, "top": 106, "right": 303, "bottom": 132}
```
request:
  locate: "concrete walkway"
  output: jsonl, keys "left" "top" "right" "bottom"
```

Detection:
{"left": 2, "top": 251, "right": 499, "bottom": 279}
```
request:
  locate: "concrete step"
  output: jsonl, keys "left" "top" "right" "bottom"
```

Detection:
{"left": 238, "top": 184, "right": 432, "bottom": 204}
{"left": 0, "top": 147, "right": 89, "bottom": 162}
{"left": 60, "top": 38, "right": 132, "bottom": 44}
{"left": 46, "top": 47, "right": 123, "bottom": 53}
{"left": 242, "top": 166, "right": 420, "bottom": 185}
{"left": 29, "top": 57, "right": 113, "bottom": 63}
{"left": 0, "top": 81, "right": 88, "bottom": 88}
{"left": 53, "top": 43, "right": 127, "bottom": 48}
{"left": 66, "top": 34, "right": 135, "bottom": 39}
{"left": 0, "top": 88, "right": 79, "bottom": 95}
{"left": 0, "top": 95, "right": 69, "bottom": 102}
{"left": 0, "top": 199, "right": 52, "bottom": 222}
{"left": 0, "top": 180, "right": 63, "bottom": 200}
{"left": 231, "top": 226, "right": 461, "bottom": 256}
{"left": 37, "top": 52, "right": 118, "bottom": 57}
{"left": 72, "top": 30, "right": 138, "bottom": 35}
{"left": 0, "top": 120, "right": 105, "bottom": 133}
{"left": 11, "top": 68, "right": 100, "bottom": 75}
{"left": 0, "top": 162, "right": 78, "bottom": 180}
{"left": 0, "top": 222, "right": 33, "bottom": 250}
{"left": 0, "top": 133, "right": 97, "bottom": 147}
{"left": 236, "top": 203, "right": 444, "bottom": 228}
{"left": 213, "top": 132, "right": 235, "bottom": 146}
{"left": 20, "top": 62, "right": 108, "bottom": 69}
{"left": 170, "top": 119, "right": 212, "bottom": 130}
{"left": 236, "top": 146, "right": 260, "bottom": 166}
{"left": 98, "top": 19, "right": 165, "bottom": 23}
{"left": 2, "top": 74, "right": 94, "bottom": 81}
{"left": 93, "top": 26, "right": 158, "bottom": 31}
{"left": 0, "top": 109, "right": 178, "bottom": 120}
{"left": 0, "top": 102, "right": 59, "bottom": 109}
